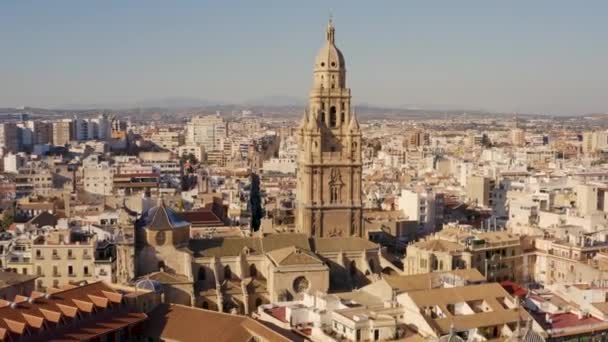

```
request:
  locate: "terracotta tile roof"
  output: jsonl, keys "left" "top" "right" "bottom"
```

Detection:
{"left": 500, "top": 281, "right": 529, "bottom": 298}
{"left": 0, "top": 281, "right": 146, "bottom": 341}
{"left": 144, "top": 304, "right": 302, "bottom": 342}
{"left": 179, "top": 210, "right": 223, "bottom": 226}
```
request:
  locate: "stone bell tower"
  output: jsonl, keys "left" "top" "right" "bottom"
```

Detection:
{"left": 296, "top": 19, "right": 363, "bottom": 238}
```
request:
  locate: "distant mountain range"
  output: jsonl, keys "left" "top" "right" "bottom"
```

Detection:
{"left": 0, "top": 96, "right": 586, "bottom": 120}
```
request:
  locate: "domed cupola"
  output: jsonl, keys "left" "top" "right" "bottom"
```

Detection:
{"left": 314, "top": 18, "right": 345, "bottom": 72}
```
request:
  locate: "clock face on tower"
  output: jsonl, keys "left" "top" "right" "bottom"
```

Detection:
{"left": 155, "top": 231, "right": 166, "bottom": 246}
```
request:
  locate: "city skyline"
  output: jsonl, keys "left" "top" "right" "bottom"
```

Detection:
{"left": 2, "top": 1, "right": 608, "bottom": 115}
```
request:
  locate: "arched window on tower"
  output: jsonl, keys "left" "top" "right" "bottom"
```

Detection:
{"left": 224, "top": 265, "right": 232, "bottom": 280}
{"left": 341, "top": 112, "right": 345, "bottom": 123}
{"left": 330, "top": 106, "right": 337, "bottom": 127}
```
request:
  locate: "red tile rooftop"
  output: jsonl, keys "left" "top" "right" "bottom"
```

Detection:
{"left": 265, "top": 306, "right": 288, "bottom": 323}
{"left": 500, "top": 281, "right": 529, "bottom": 298}
{"left": 550, "top": 312, "right": 602, "bottom": 329}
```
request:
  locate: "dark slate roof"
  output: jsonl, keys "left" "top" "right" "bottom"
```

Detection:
{"left": 142, "top": 203, "right": 190, "bottom": 231}
{"left": 28, "top": 211, "right": 58, "bottom": 228}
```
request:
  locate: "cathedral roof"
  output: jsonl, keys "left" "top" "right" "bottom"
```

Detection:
{"left": 141, "top": 202, "right": 190, "bottom": 231}
{"left": 266, "top": 246, "right": 324, "bottom": 267}
{"left": 314, "top": 19, "right": 345, "bottom": 71}
{"left": 311, "top": 237, "right": 378, "bottom": 253}
{"left": 188, "top": 233, "right": 311, "bottom": 258}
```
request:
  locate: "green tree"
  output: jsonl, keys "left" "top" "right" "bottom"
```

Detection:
{"left": 1, "top": 205, "right": 15, "bottom": 230}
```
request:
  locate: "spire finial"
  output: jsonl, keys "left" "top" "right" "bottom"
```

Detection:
{"left": 326, "top": 13, "right": 335, "bottom": 43}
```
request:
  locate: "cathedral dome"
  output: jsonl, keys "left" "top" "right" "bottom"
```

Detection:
{"left": 140, "top": 202, "right": 190, "bottom": 231}
{"left": 314, "top": 19, "right": 345, "bottom": 71}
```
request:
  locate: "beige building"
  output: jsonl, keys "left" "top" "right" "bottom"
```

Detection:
{"left": 132, "top": 201, "right": 384, "bottom": 314}
{"left": 52, "top": 119, "right": 73, "bottom": 146}
{"left": 32, "top": 231, "right": 96, "bottom": 290}
{"left": 83, "top": 163, "right": 114, "bottom": 196}
{"left": 397, "top": 282, "right": 541, "bottom": 340}
{"left": 404, "top": 226, "right": 523, "bottom": 282}
{"left": 0, "top": 123, "right": 19, "bottom": 152}
{"left": 511, "top": 127, "right": 526, "bottom": 147}
{"left": 466, "top": 175, "right": 494, "bottom": 207}
{"left": 296, "top": 20, "right": 363, "bottom": 238}
{"left": 405, "top": 129, "right": 430, "bottom": 148}
{"left": 150, "top": 128, "right": 183, "bottom": 151}
{"left": 14, "top": 169, "right": 54, "bottom": 197}
{"left": 185, "top": 114, "right": 227, "bottom": 151}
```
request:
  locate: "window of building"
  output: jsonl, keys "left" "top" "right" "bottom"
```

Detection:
{"left": 330, "top": 186, "right": 339, "bottom": 203}
{"left": 37, "top": 266, "right": 42, "bottom": 276}
{"left": 224, "top": 265, "right": 232, "bottom": 280}
{"left": 53, "top": 266, "right": 58, "bottom": 276}
{"left": 329, "top": 107, "right": 337, "bottom": 127}
{"left": 68, "top": 249, "right": 73, "bottom": 258}
{"left": 68, "top": 265, "right": 73, "bottom": 275}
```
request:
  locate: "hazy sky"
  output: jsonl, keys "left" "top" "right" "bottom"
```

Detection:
{"left": 1, "top": 1, "right": 607, "bottom": 114}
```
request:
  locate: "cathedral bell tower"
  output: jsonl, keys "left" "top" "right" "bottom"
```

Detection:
{"left": 296, "top": 19, "right": 363, "bottom": 238}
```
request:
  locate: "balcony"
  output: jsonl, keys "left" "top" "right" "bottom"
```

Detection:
{"left": 68, "top": 273, "right": 76, "bottom": 278}
{"left": 83, "top": 254, "right": 92, "bottom": 260}
{"left": 53, "top": 272, "right": 61, "bottom": 277}
{"left": 52, "top": 255, "right": 60, "bottom": 260}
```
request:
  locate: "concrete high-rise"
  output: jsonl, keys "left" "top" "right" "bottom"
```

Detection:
{"left": 296, "top": 20, "right": 363, "bottom": 238}
{"left": 185, "top": 114, "right": 227, "bottom": 152}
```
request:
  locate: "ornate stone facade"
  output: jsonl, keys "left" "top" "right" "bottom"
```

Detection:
{"left": 296, "top": 19, "right": 363, "bottom": 238}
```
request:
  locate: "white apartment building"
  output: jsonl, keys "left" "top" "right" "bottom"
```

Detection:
{"left": 73, "top": 114, "right": 112, "bottom": 141}
{"left": 185, "top": 114, "right": 227, "bottom": 151}
{"left": 3, "top": 152, "right": 26, "bottom": 173}
{"left": 178, "top": 144, "right": 204, "bottom": 162}
{"left": 397, "top": 188, "right": 443, "bottom": 233}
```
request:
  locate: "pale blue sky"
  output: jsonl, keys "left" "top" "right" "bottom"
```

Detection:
{"left": 1, "top": 1, "right": 607, "bottom": 114}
